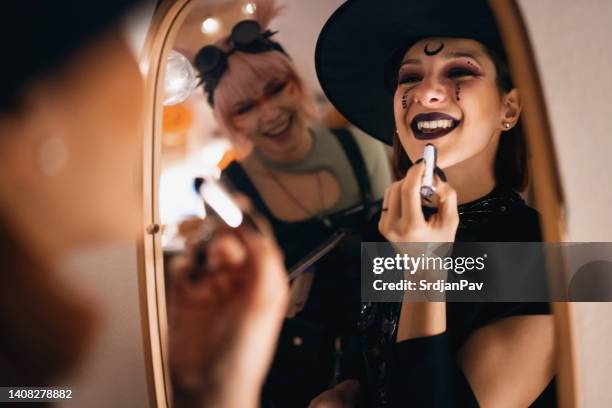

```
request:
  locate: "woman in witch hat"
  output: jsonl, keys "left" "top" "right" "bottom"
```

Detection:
{"left": 313, "top": 0, "right": 556, "bottom": 406}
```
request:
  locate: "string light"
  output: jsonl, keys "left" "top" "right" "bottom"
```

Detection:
{"left": 201, "top": 17, "right": 220, "bottom": 34}
{"left": 242, "top": 3, "right": 256, "bottom": 15}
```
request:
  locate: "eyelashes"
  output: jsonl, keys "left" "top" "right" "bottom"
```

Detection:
{"left": 447, "top": 67, "right": 481, "bottom": 78}
{"left": 397, "top": 65, "right": 482, "bottom": 86}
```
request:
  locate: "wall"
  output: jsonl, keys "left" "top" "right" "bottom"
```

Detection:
{"left": 517, "top": 0, "right": 612, "bottom": 406}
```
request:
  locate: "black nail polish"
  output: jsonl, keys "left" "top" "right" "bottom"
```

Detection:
{"left": 188, "top": 249, "right": 207, "bottom": 283}
{"left": 434, "top": 166, "right": 447, "bottom": 182}
{"left": 243, "top": 213, "right": 262, "bottom": 234}
{"left": 188, "top": 269, "right": 202, "bottom": 283}
{"left": 195, "top": 248, "right": 207, "bottom": 268}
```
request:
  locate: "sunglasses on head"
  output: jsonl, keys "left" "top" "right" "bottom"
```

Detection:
{"left": 195, "top": 19, "right": 288, "bottom": 106}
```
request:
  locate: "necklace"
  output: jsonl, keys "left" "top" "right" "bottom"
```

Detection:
{"left": 259, "top": 160, "right": 332, "bottom": 227}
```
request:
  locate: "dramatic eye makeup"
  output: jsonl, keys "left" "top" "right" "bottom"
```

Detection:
{"left": 397, "top": 66, "right": 422, "bottom": 88}
{"left": 397, "top": 59, "right": 483, "bottom": 88}
{"left": 232, "top": 79, "right": 289, "bottom": 116}
{"left": 444, "top": 61, "right": 483, "bottom": 79}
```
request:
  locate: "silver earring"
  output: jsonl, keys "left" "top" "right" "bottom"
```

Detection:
{"left": 504, "top": 122, "right": 511, "bottom": 129}
{"left": 37, "top": 135, "right": 69, "bottom": 177}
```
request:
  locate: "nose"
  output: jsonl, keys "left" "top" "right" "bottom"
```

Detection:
{"left": 413, "top": 76, "right": 449, "bottom": 106}
{"left": 257, "top": 98, "right": 280, "bottom": 120}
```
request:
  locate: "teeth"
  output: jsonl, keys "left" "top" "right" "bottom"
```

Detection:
{"left": 416, "top": 119, "right": 454, "bottom": 131}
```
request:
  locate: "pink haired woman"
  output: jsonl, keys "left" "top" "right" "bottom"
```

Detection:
{"left": 193, "top": 0, "right": 392, "bottom": 406}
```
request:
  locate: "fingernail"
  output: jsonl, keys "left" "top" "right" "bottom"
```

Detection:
{"left": 195, "top": 248, "right": 207, "bottom": 268}
{"left": 188, "top": 270, "right": 202, "bottom": 283}
{"left": 434, "top": 167, "right": 447, "bottom": 182}
{"left": 242, "top": 213, "right": 262, "bottom": 234}
{"left": 188, "top": 249, "right": 207, "bottom": 283}
{"left": 414, "top": 158, "right": 424, "bottom": 164}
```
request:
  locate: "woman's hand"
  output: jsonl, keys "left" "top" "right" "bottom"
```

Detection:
{"left": 168, "top": 213, "right": 288, "bottom": 408}
{"left": 379, "top": 161, "right": 459, "bottom": 243}
{"left": 308, "top": 380, "right": 361, "bottom": 408}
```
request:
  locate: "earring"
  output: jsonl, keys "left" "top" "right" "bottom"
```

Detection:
{"left": 37, "top": 135, "right": 69, "bottom": 177}
{"left": 504, "top": 122, "right": 511, "bottom": 129}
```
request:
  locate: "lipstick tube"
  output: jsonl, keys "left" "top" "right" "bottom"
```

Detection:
{"left": 420, "top": 143, "right": 437, "bottom": 199}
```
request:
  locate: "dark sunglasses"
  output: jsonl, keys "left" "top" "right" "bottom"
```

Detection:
{"left": 195, "top": 19, "right": 288, "bottom": 106}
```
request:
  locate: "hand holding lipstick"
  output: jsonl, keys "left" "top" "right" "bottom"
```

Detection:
{"left": 168, "top": 203, "right": 288, "bottom": 408}
{"left": 379, "top": 159, "right": 459, "bottom": 244}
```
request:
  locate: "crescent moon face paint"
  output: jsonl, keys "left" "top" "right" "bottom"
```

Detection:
{"left": 424, "top": 41, "right": 444, "bottom": 56}
{"left": 420, "top": 143, "right": 437, "bottom": 200}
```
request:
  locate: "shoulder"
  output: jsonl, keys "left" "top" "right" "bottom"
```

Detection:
{"left": 499, "top": 197, "right": 543, "bottom": 242}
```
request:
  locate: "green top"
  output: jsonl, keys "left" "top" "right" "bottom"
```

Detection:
{"left": 254, "top": 125, "right": 392, "bottom": 215}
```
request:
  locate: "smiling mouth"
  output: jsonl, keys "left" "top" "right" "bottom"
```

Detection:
{"left": 410, "top": 112, "right": 461, "bottom": 140}
{"left": 263, "top": 115, "right": 293, "bottom": 138}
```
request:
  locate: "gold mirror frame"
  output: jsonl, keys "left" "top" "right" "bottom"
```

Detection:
{"left": 140, "top": 0, "right": 196, "bottom": 406}
{"left": 138, "top": 0, "right": 580, "bottom": 406}
{"left": 490, "top": 1, "right": 579, "bottom": 406}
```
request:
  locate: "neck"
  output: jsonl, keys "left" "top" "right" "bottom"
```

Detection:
{"left": 257, "top": 122, "right": 313, "bottom": 164}
{"left": 444, "top": 151, "right": 497, "bottom": 205}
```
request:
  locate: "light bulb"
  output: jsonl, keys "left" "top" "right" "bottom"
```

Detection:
{"left": 201, "top": 17, "right": 220, "bottom": 34}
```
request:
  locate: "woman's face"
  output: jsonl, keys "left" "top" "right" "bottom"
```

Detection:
{"left": 394, "top": 37, "right": 518, "bottom": 168}
{"left": 229, "top": 77, "right": 308, "bottom": 156}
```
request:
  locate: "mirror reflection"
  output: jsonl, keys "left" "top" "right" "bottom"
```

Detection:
{"left": 159, "top": 0, "right": 558, "bottom": 407}
{"left": 159, "top": 0, "right": 392, "bottom": 406}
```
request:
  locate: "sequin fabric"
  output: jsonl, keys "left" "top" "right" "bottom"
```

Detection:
{"left": 358, "top": 185, "right": 527, "bottom": 407}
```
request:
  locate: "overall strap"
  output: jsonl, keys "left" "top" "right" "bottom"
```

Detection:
{"left": 222, "top": 161, "right": 276, "bottom": 221}
{"left": 331, "top": 127, "right": 373, "bottom": 204}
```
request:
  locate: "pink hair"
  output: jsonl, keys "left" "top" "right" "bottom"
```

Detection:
{"left": 206, "top": 0, "right": 318, "bottom": 151}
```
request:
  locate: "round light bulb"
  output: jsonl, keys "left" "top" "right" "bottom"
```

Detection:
{"left": 201, "top": 17, "right": 220, "bottom": 34}
{"left": 242, "top": 3, "right": 256, "bottom": 15}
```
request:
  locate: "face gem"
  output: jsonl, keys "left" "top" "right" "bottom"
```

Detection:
{"left": 424, "top": 41, "right": 444, "bottom": 56}
{"left": 455, "top": 82, "right": 461, "bottom": 101}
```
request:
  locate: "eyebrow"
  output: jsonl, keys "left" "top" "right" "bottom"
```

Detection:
{"left": 400, "top": 51, "right": 483, "bottom": 67}
{"left": 443, "top": 51, "right": 482, "bottom": 64}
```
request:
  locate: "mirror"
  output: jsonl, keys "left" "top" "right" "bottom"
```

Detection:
{"left": 155, "top": 2, "right": 393, "bottom": 406}
{"left": 140, "top": 0, "right": 582, "bottom": 406}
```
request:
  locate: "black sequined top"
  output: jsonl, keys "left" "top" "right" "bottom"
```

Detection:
{"left": 358, "top": 185, "right": 557, "bottom": 407}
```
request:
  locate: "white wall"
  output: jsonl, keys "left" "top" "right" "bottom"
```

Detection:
{"left": 56, "top": 244, "right": 150, "bottom": 408}
{"left": 517, "top": 0, "right": 612, "bottom": 406}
